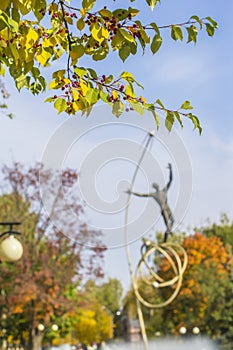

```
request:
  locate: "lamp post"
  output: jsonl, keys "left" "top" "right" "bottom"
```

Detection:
{"left": 0, "top": 222, "right": 23, "bottom": 262}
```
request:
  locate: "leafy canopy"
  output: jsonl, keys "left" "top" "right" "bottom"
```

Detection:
{"left": 0, "top": 0, "right": 218, "bottom": 131}
{"left": 0, "top": 163, "right": 106, "bottom": 350}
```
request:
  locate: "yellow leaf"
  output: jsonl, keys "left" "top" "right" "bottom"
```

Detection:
{"left": 139, "top": 96, "right": 146, "bottom": 103}
{"left": 26, "top": 27, "right": 39, "bottom": 49}
{"left": 73, "top": 101, "right": 80, "bottom": 111}
{"left": 91, "top": 23, "right": 101, "bottom": 42}
{"left": 80, "top": 8, "right": 86, "bottom": 18}
{"left": 112, "top": 90, "right": 118, "bottom": 100}
{"left": 42, "top": 38, "right": 53, "bottom": 48}
{"left": 80, "top": 81, "right": 88, "bottom": 96}
{"left": 72, "top": 89, "right": 80, "bottom": 101}
{"left": 36, "top": 48, "right": 52, "bottom": 66}
{"left": 49, "top": 80, "right": 59, "bottom": 89}
{"left": 0, "top": 65, "right": 5, "bottom": 76}
{"left": 101, "top": 27, "right": 109, "bottom": 39}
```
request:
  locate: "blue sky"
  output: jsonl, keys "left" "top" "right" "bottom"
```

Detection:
{"left": 1, "top": 0, "right": 233, "bottom": 289}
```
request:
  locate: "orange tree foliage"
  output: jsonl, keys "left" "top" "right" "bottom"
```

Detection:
{"left": 123, "top": 231, "right": 233, "bottom": 346}
{"left": 0, "top": 163, "right": 106, "bottom": 350}
{"left": 156, "top": 232, "right": 233, "bottom": 342}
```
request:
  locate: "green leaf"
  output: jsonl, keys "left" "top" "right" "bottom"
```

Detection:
{"left": 0, "top": 0, "right": 10, "bottom": 11}
{"left": 120, "top": 71, "right": 134, "bottom": 82}
{"left": 150, "top": 22, "right": 160, "bottom": 35}
{"left": 119, "top": 44, "right": 131, "bottom": 62}
{"left": 54, "top": 98, "right": 67, "bottom": 114}
{"left": 45, "top": 96, "right": 56, "bottom": 103}
{"left": 31, "top": 67, "right": 40, "bottom": 78}
{"left": 190, "top": 15, "right": 202, "bottom": 29}
{"left": 155, "top": 99, "right": 164, "bottom": 108}
{"left": 77, "top": 18, "right": 85, "bottom": 31}
{"left": 165, "top": 111, "right": 174, "bottom": 131}
{"left": 93, "top": 47, "right": 108, "bottom": 61}
{"left": 112, "top": 101, "right": 124, "bottom": 117}
{"left": 174, "top": 111, "right": 183, "bottom": 128}
{"left": 171, "top": 26, "right": 183, "bottom": 41}
{"left": 180, "top": 100, "right": 193, "bottom": 110}
{"left": 99, "top": 9, "right": 112, "bottom": 18}
{"left": 205, "top": 23, "right": 215, "bottom": 37}
{"left": 99, "top": 91, "right": 110, "bottom": 103}
{"left": 33, "top": 0, "right": 46, "bottom": 21}
{"left": 130, "top": 42, "right": 137, "bottom": 55}
{"left": 146, "top": 0, "right": 158, "bottom": 10}
{"left": 120, "top": 71, "right": 143, "bottom": 89}
{"left": 74, "top": 67, "right": 87, "bottom": 78}
{"left": 128, "top": 7, "right": 139, "bottom": 17}
{"left": 38, "top": 76, "right": 46, "bottom": 91}
{"left": 186, "top": 25, "right": 198, "bottom": 43}
{"left": 87, "top": 68, "right": 97, "bottom": 80}
{"left": 119, "top": 29, "right": 135, "bottom": 43}
{"left": 70, "top": 45, "right": 85, "bottom": 60}
{"left": 12, "top": 7, "right": 20, "bottom": 23}
{"left": 52, "top": 70, "right": 66, "bottom": 79}
{"left": 82, "top": 0, "right": 96, "bottom": 11}
{"left": 188, "top": 113, "right": 202, "bottom": 134}
{"left": 85, "top": 88, "right": 99, "bottom": 105}
{"left": 15, "top": 75, "right": 30, "bottom": 90}
{"left": 130, "top": 101, "right": 145, "bottom": 115}
{"left": 30, "top": 82, "right": 42, "bottom": 95}
{"left": 9, "top": 43, "right": 19, "bottom": 60}
{"left": 206, "top": 16, "right": 218, "bottom": 29}
{"left": 7, "top": 15, "right": 19, "bottom": 32}
{"left": 111, "top": 31, "right": 124, "bottom": 50}
{"left": 125, "top": 82, "right": 135, "bottom": 98}
{"left": 105, "top": 75, "right": 113, "bottom": 84}
{"left": 135, "top": 24, "right": 150, "bottom": 44}
{"left": 112, "top": 9, "right": 129, "bottom": 21}
{"left": 145, "top": 104, "right": 160, "bottom": 128}
{"left": 150, "top": 35, "right": 162, "bottom": 54}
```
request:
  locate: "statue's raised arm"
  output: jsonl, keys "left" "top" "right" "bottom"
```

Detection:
{"left": 165, "top": 163, "right": 173, "bottom": 191}
{"left": 126, "top": 189, "right": 153, "bottom": 198}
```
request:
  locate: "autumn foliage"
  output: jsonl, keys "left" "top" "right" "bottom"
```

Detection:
{"left": 0, "top": 163, "right": 106, "bottom": 350}
{"left": 123, "top": 229, "right": 233, "bottom": 346}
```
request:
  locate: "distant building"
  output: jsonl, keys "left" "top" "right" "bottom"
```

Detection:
{"left": 122, "top": 316, "right": 142, "bottom": 342}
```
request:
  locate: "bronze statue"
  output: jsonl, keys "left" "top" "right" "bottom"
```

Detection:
{"left": 128, "top": 163, "right": 174, "bottom": 242}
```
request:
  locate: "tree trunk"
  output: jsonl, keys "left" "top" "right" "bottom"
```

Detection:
{"left": 0, "top": 339, "right": 7, "bottom": 350}
{"left": 27, "top": 327, "right": 44, "bottom": 350}
{"left": 32, "top": 333, "right": 43, "bottom": 350}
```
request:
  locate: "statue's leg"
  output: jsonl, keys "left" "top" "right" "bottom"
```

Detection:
{"left": 163, "top": 230, "right": 169, "bottom": 243}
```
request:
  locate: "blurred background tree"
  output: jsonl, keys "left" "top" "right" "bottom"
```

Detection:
{"left": 0, "top": 163, "right": 106, "bottom": 350}
{"left": 123, "top": 222, "right": 233, "bottom": 348}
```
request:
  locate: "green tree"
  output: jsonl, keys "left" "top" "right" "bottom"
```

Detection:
{"left": 202, "top": 214, "right": 233, "bottom": 246}
{"left": 96, "top": 278, "right": 123, "bottom": 314}
{"left": 83, "top": 278, "right": 123, "bottom": 315}
{"left": 0, "top": 1, "right": 217, "bottom": 128}
{"left": 80, "top": 278, "right": 123, "bottom": 339}
{"left": 0, "top": 163, "right": 105, "bottom": 350}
